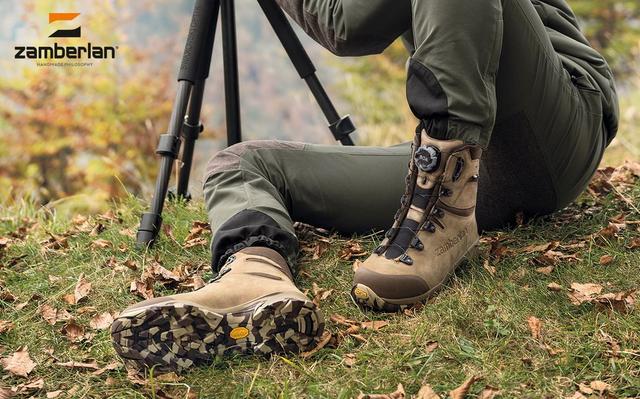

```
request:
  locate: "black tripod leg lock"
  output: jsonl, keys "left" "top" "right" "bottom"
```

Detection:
{"left": 137, "top": 212, "right": 162, "bottom": 247}
{"left": 182, "top": 119, "right": 204, "bottom": 140}
{"left": 156, "top": 134, "right": 182, "bottom": 159}
{"left": 329, "top": 115, "right": 356, "bottom": 141}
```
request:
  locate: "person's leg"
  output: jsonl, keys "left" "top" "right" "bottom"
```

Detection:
{"left": 275, "top": 0, "right": 410, "bottom": 56}
{"left": 203, "top": 140, "right": 411, "bottom": 271}
{"left": 352, "top": 0, "right": 608, "bottom": 311}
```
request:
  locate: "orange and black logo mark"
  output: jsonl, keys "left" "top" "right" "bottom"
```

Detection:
{"left": 49, "top": 12, "right": 81, "bottom": 38}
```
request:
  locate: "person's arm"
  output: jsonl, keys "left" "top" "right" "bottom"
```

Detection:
{"left": 275, "top": 0, "right": 411, "bottom": 56}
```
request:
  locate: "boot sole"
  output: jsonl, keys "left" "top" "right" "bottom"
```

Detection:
{"left": 110, "top": 295, "right": 324, "bottom": 373}
{"left": 351, "top": 241, "right": 481, "bottom": 312}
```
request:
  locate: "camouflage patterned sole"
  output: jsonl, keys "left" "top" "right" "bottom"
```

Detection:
{"left": 110, "top": 296, "right": 324, "bottom": 373}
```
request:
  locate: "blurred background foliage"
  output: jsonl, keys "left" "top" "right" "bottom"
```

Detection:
{"left": 0, "top": 0, "right": 638, "bottom": 214}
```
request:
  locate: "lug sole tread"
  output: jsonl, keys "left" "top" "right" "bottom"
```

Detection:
{"left": 111, "top": 297, "right": 324, "bottom": 373}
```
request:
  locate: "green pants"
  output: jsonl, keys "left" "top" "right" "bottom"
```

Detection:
{"left": 203, "top": 0, "right": 615, "bottom": 270}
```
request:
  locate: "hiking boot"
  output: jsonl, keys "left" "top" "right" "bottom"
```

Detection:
{"left": 111, "top": 247, "right": 324, "bottom": 373}
{"left": 352, "top": 128, "right": 482, "bottom": 311}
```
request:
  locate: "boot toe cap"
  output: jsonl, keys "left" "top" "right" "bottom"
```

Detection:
{"left": 353, "top": 265, "right": 430, "bottom": 301}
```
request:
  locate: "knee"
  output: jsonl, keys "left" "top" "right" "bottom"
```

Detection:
{"left": 204, "top": 140, "right": 302, "bottom": 181}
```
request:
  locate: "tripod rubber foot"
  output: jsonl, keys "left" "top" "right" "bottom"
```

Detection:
{"left": 136, "top": 212, "right": 163, "bottom": 248}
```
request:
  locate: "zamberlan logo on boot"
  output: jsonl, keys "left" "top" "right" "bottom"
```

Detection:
{"left": 13, "top": 12, "right": 118, "bottom": 67}
{"left": 435, "top": 229, "right": 468, "bottom": 256}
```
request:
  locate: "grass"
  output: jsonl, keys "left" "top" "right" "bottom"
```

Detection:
{"left": 1, "top": 177, "right": 639, "bottom": 398}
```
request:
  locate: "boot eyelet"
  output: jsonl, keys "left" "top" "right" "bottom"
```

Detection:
{"left": 411, "top": 237, "right": 424, "bottom": 251}
{"left": 440, "top": 187, "right": 452, "bottom": 197}
{"left": 424, "top": 222, "right": 436, "bottom": 233}
{"left": 435, "top": 208, "right": 445, "bottom": 218}
{"left": 374, "top": 245, "right": 385, "bottom": 255}
{"left": 399, "top": 254, "right": 413, "bottom": 265}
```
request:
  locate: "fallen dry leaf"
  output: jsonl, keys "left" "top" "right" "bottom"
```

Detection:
{"left": 478, "top": 386, "right": 501, "bottom": 399}
{"left": 596, "top": 222, "right": 623, "bottom": 240}
{"left": 311, "top": 282, "right": 334, "bottom": 306}
{"left": 598, "top": 331, "right": 620, "bottom": 358}
{"left": 56, "top": 360, "right": 99, "bottom": 370}
{"left": 89, "top": 312, "right": 115, "bottom": 330}
{"left": 589, "top": 380, "right": 611, "bottom": 393}
{"left": 130, "top": 278, "right": 154, "bottom": 300}
{"left": 416, "top": 384, "right": 440, "bottom": 399}
{"left": 312, "top": 238, "right": 331, "bottom": 260}
{"left": 425, "top": 341, "right": 439, "bottom": 354}
{"left": 38, "top": 303, "right": 71, "bottom": 326}
{"left": 91, "top": 239, "right": 111, "bottom": 249}
{"left": 339, "top": 240, "right": 368, "bottom": 261}
{"left": 60, "top": 320, "right": 92, "bottom": 342}
{"left": 533, "top": 250, "right": 580, "bottom": 266}
{"left": 301, "top": 330, "right": 333, "bottom": 359}
{"left": 183, "top": 221, "right": 210, "bottom": 248}
{"left": 626, "top": 237, "right": 640, "bottom": 250}
{"left": 578, "top": 383, "right": 593, "bottom": 395}
{"left": 72, "top": 273, "right": 92, "bottom": 304}
{"left": 12, "top": 378, "right": 44, "bottom": 395}
{"left": 147, "top": 261, "right": 183, "bottom": 284}
{"left": 535, "top": 266, "right": 554, "bottom": 275}
{"left": 593, "top": 290, "right": 636, "bottom": 313}
{"left": 0, "top": 320, "right": 15, "bottom": 334}
{"left": 330, "top": 314, "right": 358, "bottom": 327}
{"left": 358, "top": 383, "right": 405, "bottom": 399}
{"left": 599, "top": 255, "right": 614, "bottom": 266}
{"left": 449, "top": 375, "right": 482, "bottom": 399}
{"left": 547, "top": 282, "right": 563, "bottom": 292}
{"left": 0, "top": 347, "right": 36, "bottom": 377}
{"left": 91, "top": 361, "right": 120, "bottom": 376}
{"left": 521, "top": 241, "right": 558, "bottom": 254}
{"left": 39, "top": 304, "right": 58, "bottom": 325}
{"left": 361, "top": 320, "right": 390, "bottom": 331}
{"left": 483, "top": 259, "right": 496, "bottom": 276}
{"left": 41, "top": 233, "right": 68, "bottom": 252}
{"left": 343, "top": 353, "right": 356, "bottom": 367}
{"left": 567, "top": 283, "right": 603, "bottom": 305}
{"left": 0, "top": 387, "right": 15, "bottom": 399}
{"left": 46, "top": 390, "right": 63, "bottom": 398}
{"left": 527, "top": 316, "right": 542, "bottom": 341}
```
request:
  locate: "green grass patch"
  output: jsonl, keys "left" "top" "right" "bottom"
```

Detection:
{"left": 1, "top": 180, "right": 639, "bottom": 398}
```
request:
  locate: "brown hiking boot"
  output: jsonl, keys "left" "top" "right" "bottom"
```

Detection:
{"left": 352, "top": 129, "right": 482, "bottom": 311}
{"left": 111, "top": 247, "right": 324, "bottom": 373}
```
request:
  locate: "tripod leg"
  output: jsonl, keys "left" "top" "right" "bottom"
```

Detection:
{"left": 137, "top": 82, "right": 193, "bottom": 246}
{"left": 176, "top": 80, "right": 206, "bottom": 199}
{"left": 257, "top": 0, "right": 356, "bottom": 146}
{"left": 221, "top": 0, "right": 242, "bottom": 146}
{"left": 137, "top": 0, "right": 220, "bottom": 247}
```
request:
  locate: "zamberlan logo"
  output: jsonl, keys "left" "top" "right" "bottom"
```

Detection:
{"left": 14, "top": 12, "right": 117, "bottom": 65}
{"left": 49, "top": 13, "right": 81, "bottom": 38}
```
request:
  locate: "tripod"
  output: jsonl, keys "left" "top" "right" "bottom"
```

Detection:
{"left": 136, "top": 0, "right": 357, "bottom": 247}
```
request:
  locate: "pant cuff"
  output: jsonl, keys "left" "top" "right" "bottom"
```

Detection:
{"left": 423, "top": 119, "right": 489, "bottom": 149}
{"left": 210, "top": 209, "right": 299, "bottom": 273}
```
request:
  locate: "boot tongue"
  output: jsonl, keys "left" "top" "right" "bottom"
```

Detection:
{"left": 382, "top": 133, "right": 464, "bottom": 261}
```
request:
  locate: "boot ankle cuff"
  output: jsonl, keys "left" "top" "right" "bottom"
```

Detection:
{"left": 237, "top": 246, "right": 293, "bottom": 280}
{"left": 215, "top": 235, "right": 296, "bottom": 275}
